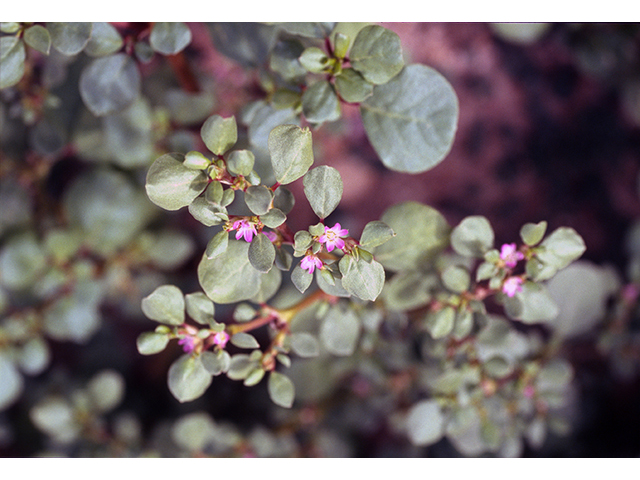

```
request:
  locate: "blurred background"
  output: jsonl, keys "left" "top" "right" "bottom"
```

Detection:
{"left": 1, "top": 22, "right": 639, "bottom": 457}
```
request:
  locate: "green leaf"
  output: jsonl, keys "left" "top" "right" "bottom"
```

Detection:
{"left": 201, "top": 350, "right": 231, "bottom": 376}
{"left": 226, "top": 354, "right": 258, "bottom": 380}
{"left": 360, "top": 64, "right": 459, "bottom": 173}
{"left": 103, "top": 98, "right": 153, "bottom": 168}
{"left": 535, "top": 227, "right": 586, "bottom": 280}
{"left": 320, "top": 305, "right": 360, "bottom": 356}
{"left": 425, "top": 306, "right": 456, "bottom": 339}
{"left": 47, "top": 22, "right": 92, "bottom": 55}
{"left": 150, "top": 22, "right": 192, "bottom": 55}
{"left": 339, "top": 255, "right": 385, "bottom": 302}
{"left": 79, "top": 54, "right": 140, "bottom": 116}
{"left": 0, "top": 233, "right": 47, "bottom": 290}
{"left": 441, "top": 265, "right": 471, "bottom": 293}
{"left": 244, "top": 185, "right": 274, "bottom": 215}
{"left": 172, "top": 412, "right": 216, "bottom": 452}
{"left": 382, "top": 270, "right": 434, "bottom": 311}
{"left": 334, "top": 67, "right": 374, "bottom": 103}
{"left": 290, "top": 332, "right": 320, "bottom": 358}
{"left": 302, "top": 80, "right": 341, "bottom": 125}
{"left": 350, "top": 25, "right": 404, "bottom": 85}
{"left": 84, "top": 22, "right": 123, "bottom": 57}
{"left": 141, "top": 285, "right": 185, "bottom": 326}
{"left": 0, "top": 354, "right": 23, "bottom": 411}
{"left": 231, "top": 332, "right": 260, "bottom": 349}
{"left": 0, "top": 36, "right": 25, "bottom": 89}
{"left": 208, "top": 23, "right": 277, "bottom": 68}
{"left": 303, "top": 166, "right": 343, "bottom": 219}
{"left": 520, "top": 221, "right": 547, "bottom": 246}
{"left": 43, "top": 281, "right": 104, "bottom": 343}
{"left": 291, "top": 264, "right": 313, "bottom": 294}
{"left": 504, "top": 282, "right": 559, "bottom": 324}
{"left": 244, "top": 368, "right": 266, "bottom": 387}
{"left": 546, "top": 261, "right": 618, "bottom": 339}
{"left": 198, "top": 240, "right": 262, "bottom": 304}
{"left": 268, "top": 371, "right": 295, "bottom": 408}
{"left": 145, "top": 153, "right": 209, "bottom": 211}
{"left": 248, "top": 233, "right": 276, "bottom": 273}
{"left": 167, "top": 354, "right": 212, "bottom": 403}
{"left": 18, "top": 337, "right": 51, "bottom": 376}
{"left": 136, "top": 332, "right": 170, "bottom": 355}
{"left": 183, "top": 151, "right": 210, "bottom": 170}
{"left": 270, "top": 38, "right": 306, "bottom": 82}
{"left": 450, "top": 216, "right": 495, "bottom": 258}
{"left": 406, "top": 399, "right": 445, "bottom": 446}
{"left": 249, "top": 265, "right": 282, "bottom": 304}
{"left": 268, "top": 125, "right": 314, "bottom": 185}
{"left": 226, "top": 149, "right": 255, "bottom": 176}
{"left": 261, "top": 208, "right": 286, "bottom": 229}
{"left": 185, "top": 292, "right": 216, "bottom": 326}
{"left": 277, "top": 22, "right": 335, "bottom": 39}
{"left": 23, "top": 25, "right": 51, "bottom": 55}
{"left": 298, "top": 46, "right": 330, "bottom": 73}
{"left": 360, "top": 220, "right": 395, "bottom": 249}
{"left": 373, "top": 201, "right": 450, "bottom": 272}
{"left": 87, "top": 370, "right": 125, "bottom": 413}
{"left": 201, "top": 115, "right": 237, "bottom": 155}
{"left": 189, "top": 198, "right": 228, "bottom": 227}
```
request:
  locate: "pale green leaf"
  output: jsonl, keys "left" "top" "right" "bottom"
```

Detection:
{"left": 450, "top": 216, "right": 494, "bottom": 258}
{"left": 303, "top": 165, "right": 343, "bottom": 219}
{"left": 141, "top": 285, "right": 185, "bottom": 326}
{"left": 23, "top": 25, "right": 51, "bottom": 55}
{"left": 268, "top": 371, "right": 295, "bottom": 408}
{"left": 136, "top": 332, "right": 170, "bottom": 355}
{"left": 145, "top": 153, "right": 209, "bottom": 211}
{"left": 150, "top": 22, "right": 192, "bottom": 55}
{"left": 0, "top": 36, "right": 25, "bottom": 89}
{"left": 360, "top": 64, "right": 459, "bottom": 173}
{"left": 200, "top": 115, "right": 237, "bottom": 155}
{"left": 167, "top": 354, "right": 212, "bottom": 403}
{"left": 48, "top": 22, "right": 92, "bottom": 55}
{"left": 268, "top": 124, "right": 314, "bottom": 185}
{"left": 350, "top": 25, "right": 403, "bottom": 84}
{"left": 406, "top": 399, "right": 445, "bottom": 446}
{"left": 248, "top": 233, "right": 276, "bottom": 273}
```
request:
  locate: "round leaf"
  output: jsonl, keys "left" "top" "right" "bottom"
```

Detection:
{"left": 301, "top": 80, "right": 341, "bottom": 125}
{"left": 0, "top": 354, "right": 23, "bottom": 411}
{"left": 373, "top": 201, "right": 450, "bottom": 272}
{"left": 350, "top": 25, "right": 404, "bottom": 84}
{"left": 198, "top": 241, "right": 262, "bottom": 304}
{"left": 339, "top": 255, "right": 385, "bottom": 302}
{"left": 320, "top": 306, "right": 360, "bottom": 356}
{"left": 359, "top": 220, "right": 395, "bottom": 249}
{"left": 145, "top": 153, "right": 209, "bottom": 211}
{"left": 167, "top": 354, "right": 212, "bottom": 403}
{"left": 268, "top": 125, "right": 314, "bottom": 185}
{"left": 79, "top": 54, "right": 141, "bottom": 116}
{"left": 450, "top": 216, "right": 494, "bottom": 258}
{"left": 248, "top": 233, "right": 276, "bottom": 273}
{"left": 290, "top": 333, "right": 320, "bottom": 358}
{"left": 268, "top": 371, "right": 295, "bottom": 408}
{"left": 200, "top": 115, "right": 237, "bottom": 156}
{"left": 137, "top": 332, "right": 170, "bottom": 355}
{"left": 141, "top": 285, "right": 185, "bottom": 326}
{"left": 84, "top": 22, "right": 123, "bottom": 57}
{"left": 23, "top": 25, "right": 51, "bottom": 55}
{"left": 303, "top": 166, "right": 343, "bottom": 219}
{"left": 48, "top": 22, "right": 92, "bottom": 55}
{"left": 0, "top": 36, "right": 25, "bottom": 89}
{"left": 335, "top": 67, "right": 374, "bottom": 103}
{"left": 244, "top": 185, "right": 274, "bottom": 215}
{"left": 406, "top": 399, "right": 445, "bottom": 446}
{"left": 150, "top": 22, "right": 192, "bottom": 55}
{"left": 360, "top": 64, "right": 459, "bottom": 173}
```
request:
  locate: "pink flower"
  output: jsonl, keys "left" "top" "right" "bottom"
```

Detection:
{"left": 300, "top": 254, "right": 323, "bottom": 274}
{"left": 233, "top": 219, "right": 257, "bottom": 243}
{"left": 500, "top": 243, "right": 524, "bottom": 268}
{"left": 502, "top": 277, "right": 523, "bottom": 297}
{"left": 318, "top": 223, "right": 349, "bottom": 253}
{"left": 178, "top": 336, "right": 195, "bottom": 353}
{"left": 264, "top": 231, "right": 278, "bottom": 242}
{"left": 212, "top": 331, "right": 229, "bottom": 349}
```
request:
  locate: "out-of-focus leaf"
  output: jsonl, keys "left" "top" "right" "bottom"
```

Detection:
{"left": 150, "top": 22, "right": 192, "bottom": 55}
{"left": 47, "top": 22, "right": 92, "bottom": 55}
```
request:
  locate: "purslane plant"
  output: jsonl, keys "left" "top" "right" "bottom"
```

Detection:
{"left": 138, "top": 107, "right": 587, "bottom": 452}
{"left": 1, "top": 22, "right": 606, "bottom": 457}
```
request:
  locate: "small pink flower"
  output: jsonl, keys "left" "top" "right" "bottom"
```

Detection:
{"left": 523, "top": 385, "right": 536, "bottom": 398}
{"left": 233, "top": 219, "right": 257, "bottom": 243}
{"left": 178, "top": 336, "right": 195, "bottom": 353}
{"left": 300, "top": 254, "right": 323, "bottom": 274}
{"left": 264, "top": 231, "right": 278, "bottom": 242}
{"left": 212, "top": 331, "right": 229, "bottom": 349}
{"left": 502, "top": 276, "right": 523, "bottom": 297}
{"left": 500, "top": 243, "right": 524, "bottom": 268}
{"left": 318, "top": 223, "right": 349, "bottom": 253}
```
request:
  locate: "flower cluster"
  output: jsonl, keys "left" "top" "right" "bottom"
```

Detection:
{"left": 300, "top": 223, "right": 349, "bottom": 274}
